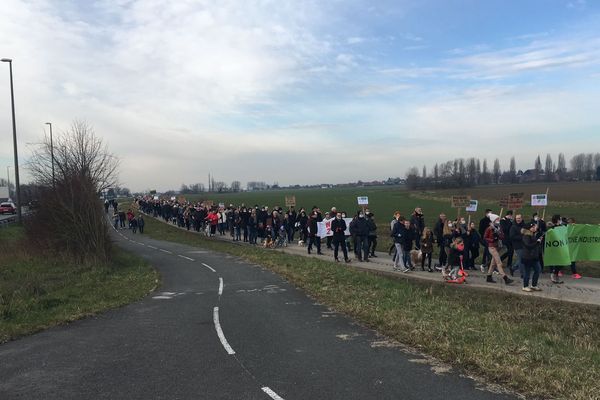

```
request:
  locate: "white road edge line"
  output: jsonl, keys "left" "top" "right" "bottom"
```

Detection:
{"left": 159, "top": 249, "right": 172, "bottom": 254}
{"left": 147, "top": 245, "right": 157, "bottom": 249}
{"left": 261, "top": 387, "right": 285, "bottom": 400}
{"left": 213, "top": 307, "right": 235, "bottom": 355}
{"left": 178, "top": 255, "right": 195, "bottom": 261}
{"left": 218, "top": 277, "right": 224, "bottom": 296}
{"left": 202, "top": 263, "right": 216, "bottom": 273}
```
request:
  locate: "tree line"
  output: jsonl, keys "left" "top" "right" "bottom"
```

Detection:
{"left": 405, "top": 152, "right": 600, "bottom": 190}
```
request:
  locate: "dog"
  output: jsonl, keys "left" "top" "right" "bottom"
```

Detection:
{"left": 298, "top": 239, "right": 305, "bottom": 246}
{"left": 410, "top": 249, "right": 423, "bottom": 266}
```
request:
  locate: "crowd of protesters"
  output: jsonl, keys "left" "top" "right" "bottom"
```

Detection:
{"left": 131, "top": 196, "right": 582, "bottom": 291}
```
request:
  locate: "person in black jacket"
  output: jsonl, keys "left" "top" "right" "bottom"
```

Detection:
{"left": 307, "top": 210, "right": 323, "bottom": 255}
{"left": 478, "top": 209, "right": 493, "bottom": 270}
{"left": 367, "top": 213, "right": 378, "bottom": 257}
{"left": 500, "top": 211, "right": 514, "bottom": 271}
{"left": 400, "top": 219, "right": 415, "bottom": 269}
{"left": 349, "top": 210, "right": 370, "bottom": 262}
{"left": 521, "top": 222, "right": 542, "bottom": 292}
{"left": 433, "top": 213, "right": 447, "bottom": 267}
{"left": 509, "top": 214, "right": 525, "bottom": 276}
{"left": 410, "top": 207, "right": 425, "bottom": 249}
{"left": 391, "top": 216, "right": 409, "bottom": 272}
{"left": 331, "top": 212, "right": 350, "bottom": 263}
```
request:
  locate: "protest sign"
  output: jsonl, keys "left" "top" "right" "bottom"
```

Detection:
{"left": 465, "top": 200, "right": 478, "bottom": 213}
{"left": 508, "top": 192, "right": 524, "bottom": 209}
{"left": 170, "top": 196, "right": 176, "bottom": 201}
{"left": 531, "top": 194, "right": 548, "bottom": 207}
{"left": 153, "top": 195, "right": 159, "bottom": 200}
{"left": 318, "top": 218, "right": 353, "bottom": 238}
{"left": 285, "top": 196, "right": 296, "bottom": 207}
{"left": 218, "top": 202, "right": 225, "bottom": 208}
{"left": 544, "top": 224, "right": 600, "bottom": 266}
{"left": 451, "top": 195, "right": 471, "bottom": 208}
{"left": 357, "top": 196, "right": 369, "bottom": 206}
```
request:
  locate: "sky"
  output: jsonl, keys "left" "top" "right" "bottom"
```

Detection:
{"left": 1, "top": 0, "right": 599, "bottom": 192}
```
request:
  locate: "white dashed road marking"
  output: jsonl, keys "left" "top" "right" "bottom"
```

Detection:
{"left": 218, "top": 277, "right": 224, "bottom": 296}
{"left": 213, "top": 307, "right": 235, "bottom": 355}
{"left": 159, "top": 249, "right": 172, "bottom": 254}
{"left": 202, "top": 263, "right": 216, "bottom": 273}
{"left": 261, "top": 387, "right": 285, "bottom": 400}
{"left": 178, "top": 255, "right": 195, "bottom": 261}
{"left": 147, "top": 245, "right": 157, "bottom": 250}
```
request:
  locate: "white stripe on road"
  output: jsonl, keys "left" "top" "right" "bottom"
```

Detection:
{"left": 213, "top": 307, "right": 235, "bottom": 355}
{"left": 261, "top": 387, "right": 285, "bottom": 400}
{"left": 202, "top": 263, "right": 216, "bottom": 273}
{"left": 218, "top": 277, "right": 224, "bottom": 296}
{"left": 159, "top": 249, "right": 172, "bottom": 254}
{"left": 178, "top": 255, "right": 195, "bottom": 261}
{"left": 147, "top": 245, "right": 157, "bottom": 249}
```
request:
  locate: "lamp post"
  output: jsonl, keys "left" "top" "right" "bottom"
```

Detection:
{"left": 1, "top": 58, "right": 21, "bottom": 223}
{"left": 45, "top": 122, "right": 55, "bottom": 187}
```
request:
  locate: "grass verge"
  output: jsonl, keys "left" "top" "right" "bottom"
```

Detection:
{"left": 140, "top": 213, "right": 599, "bottom": 400}
{"left": 0, "top": 225, "right": 159, "bottom": 343}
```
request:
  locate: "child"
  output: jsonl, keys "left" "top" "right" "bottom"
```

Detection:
{"left": 401, "top": 220, "right": 414, "bottom": 270}
{"left": 446, "top": 237, "right": 465, "bottom": 281}
{"left": 420, "top": 228, "right": 434, "bottom": 272}
{"left": 137, "top": 215, "right": 145, "bottom": 234}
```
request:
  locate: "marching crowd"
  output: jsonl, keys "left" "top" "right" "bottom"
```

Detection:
{"left": 128, "top": 196, "right": 581, "bottom": 291}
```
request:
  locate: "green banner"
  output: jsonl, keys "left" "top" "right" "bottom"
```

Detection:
{"left": 544, "top": 225, "right": 600, "bottom": 266}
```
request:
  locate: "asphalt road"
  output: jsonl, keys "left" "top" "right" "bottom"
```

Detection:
{"left": 0, "top": 226, "right": 517, "bottom": 400}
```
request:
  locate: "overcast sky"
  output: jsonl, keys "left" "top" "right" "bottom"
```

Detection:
{"left": 1, "top": 0, "right": 600, "bottom": 191}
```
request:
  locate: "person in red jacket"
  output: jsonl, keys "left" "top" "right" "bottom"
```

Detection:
{"left": 205, "top": 209, "right": 219, "bottom": 236}
{"left": 484, "top": 214, "right": 514, "bottom": 285}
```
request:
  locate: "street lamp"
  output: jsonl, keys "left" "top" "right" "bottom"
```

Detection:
{"left": 1, "top": 58, "right": 22, "bottom": 223}
{"left": 45, "top": 122, "right": 55, "bottom": 187}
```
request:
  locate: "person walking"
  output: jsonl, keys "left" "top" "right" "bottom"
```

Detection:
{"left": 350, "top": 210, "right": 370, "bottom": 262}
{"left": 509, "top": 214, "right": 525, "bottom": 276}
{"left": 433, "top": 213, "right": 447, "bottom": 268}
{"left": 391, "top": 216, "right": 409, "bottom": 272}
{"left": 484, "top": 215, "right": 514, "bottom": 285}
{"left": 367, "top": 213, "right": 378, "bottom": 258}
{"left": 410, "top": 207, "right": 425, "bottom": 249}
{"left": 420, "top": 227, "right": 434, "bottom": 272}
{"left": 137, "top": 214, "right": 145, "bottom": 234}
{"left": 307, "top": 210, "right": 323, "bottom": 255}
{"left": 331, "top": 212, "right": 350, "bottom": 263}
{"left": 521, "top": 222, "right": 542, "bottom": 292}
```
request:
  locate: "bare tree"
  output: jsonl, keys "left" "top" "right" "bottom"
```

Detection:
{"left": 493, "top": 159, "right": 501, "bottom": 184}
{"left": 231, "top": 181, "right": 241, "bottom": 192}
{"left": 545, "top": 154, "right": 554, "bottom": 181}
{"left": 28, "top": 120, "right": 119, "bottom": 262}
{"left": 509, "top": 157, "right": 517, "bottom": 183}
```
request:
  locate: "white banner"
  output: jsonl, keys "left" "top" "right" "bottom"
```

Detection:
{"left": 531, "top": 194, "right": 548, "bottom": 207}
{"left": 318, "top": 218, "right": 353, "bottom": 238}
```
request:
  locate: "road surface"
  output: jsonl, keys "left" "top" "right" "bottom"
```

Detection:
{"left": 0, "top": 226, "right": 517, "bottom": 400}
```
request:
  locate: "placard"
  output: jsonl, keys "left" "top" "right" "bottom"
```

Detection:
{"left": 170, "top": 196, "right": 176, "bottom": 201}
{"left": 218, "top": 202, "right": 225, "bottom": 208}
{"left": 465, "top": 200, "right": 478, "bottom": 213}
{"left": 357, "top": 196, "right": 369, "bottom": 206}
{"left": 499, "top": 197, "right": 508, "bottom": 208}
{"left": 508, "top": 192, "right": 524, "bottom": 209}
{"left": 531, "top": 194, "right": 548, "bottom": 207}
{"left": 285, "top": 196, "right": 296, "bottom": 207}
{"left": 451, "top": 195, "right": 471, "bottom": 208}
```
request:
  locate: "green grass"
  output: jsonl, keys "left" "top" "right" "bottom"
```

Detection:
{"left": 139, "top": 211, "right": 600, "bottom": 400}
{"left": 0, "top": 225, "right": 159, "bottom": 343}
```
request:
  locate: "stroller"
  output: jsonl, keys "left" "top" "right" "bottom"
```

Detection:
{"left": 444, "top": 255, "right": 468, "bottom": 284}
{"left": 274, "top": 225, "right": 288, "bottom": 248}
